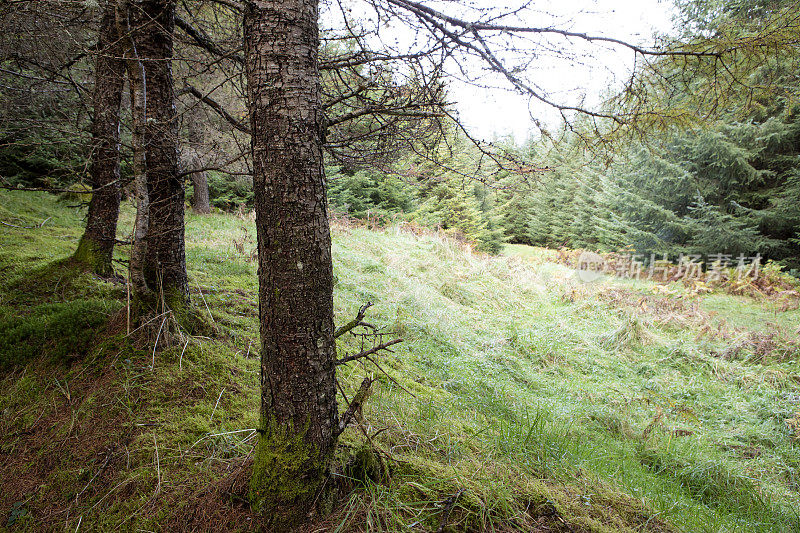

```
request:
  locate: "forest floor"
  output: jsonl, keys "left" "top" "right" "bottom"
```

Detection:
{"left": 1, "top": 190, "right": 800, "bottom": 532}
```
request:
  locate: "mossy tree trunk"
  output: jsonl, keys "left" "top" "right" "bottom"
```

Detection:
{"left": 244, "top": 0, "right": 338, "bottom": 527}
{"left": 123, "top": 0, "right": 191, "bottom": 324}
{"left": 74, "top": 4, "right": 125, "bottom": 276}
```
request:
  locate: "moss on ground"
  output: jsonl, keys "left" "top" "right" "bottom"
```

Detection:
{"left": 1, "top": 190, "right": 800, "bottom": 531}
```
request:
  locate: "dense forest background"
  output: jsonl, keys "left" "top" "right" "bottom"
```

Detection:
{"left": 3, "top": 0, "right": 798, "bottom": 273}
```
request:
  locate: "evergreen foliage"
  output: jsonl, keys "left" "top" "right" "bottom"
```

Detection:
{"left": 325, "top": 130, "right": 507, "bottom": 253}
{"left": 326, "top": 167, "right": 414, "bottom": 218}
{"left": 206, "top": 172, "right": 254, "bottom": 210}
{"left": 486, "top": 0, "right": 800, "bottom": 274}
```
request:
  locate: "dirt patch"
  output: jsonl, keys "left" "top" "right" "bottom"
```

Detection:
{"left": 161, "top": 458, "right": 257, "bottom": 533}
{"left": 0, "top": 362, "right": 135, "bottom": 530}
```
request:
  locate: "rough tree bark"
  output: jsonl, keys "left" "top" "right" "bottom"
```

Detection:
{"left": 185, "top": 109, "right": 211, "bottom": 214}
{"left": 73, "top": 5, "right": 125, "bottom": 276}
{"left": 116, "top": 0, "right": 150, "bottom": 305}
{"left": 189, "top": 167, "right": 211, "bottom": 215}
{"left": 122, "top": 0, "right": 191, "bottom": 324}
{"left": 244, "top": 0, "right": 338, "bottom": 526}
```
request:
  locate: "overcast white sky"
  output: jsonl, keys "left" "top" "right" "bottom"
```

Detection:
{"left": 328, "top": 0, "right": 680, "bottom": 143}
{"left": 447, "top": 0, "right": 679, "bottom": 141}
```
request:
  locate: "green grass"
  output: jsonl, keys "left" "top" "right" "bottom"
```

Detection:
{"left": 1, "top": 191, "right": 799, "bottom": 531}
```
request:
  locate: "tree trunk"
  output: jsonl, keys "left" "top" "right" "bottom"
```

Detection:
{"left": 125, "top": 0, "right": 191, "bottom": 322}
{"left": 185, "top": 110, "right": 211, "bottom": 214}
{"left": 244, "top": 0, "right": 338, "bottom": 526}
{"left": 117, "top": 0, "right": 150, "bottom": 306}
{"left": 74, "top": 5, "right": 125, "bottom": 276}
{"left": 190, "top": 169, "right": 211, "bottom": 214}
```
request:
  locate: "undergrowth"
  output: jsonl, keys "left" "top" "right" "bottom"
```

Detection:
{"left": 1, "top": 191, "right": 799, "bottom": 532}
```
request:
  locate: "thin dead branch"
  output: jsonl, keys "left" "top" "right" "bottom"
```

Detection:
{"left": 335, "top": 338, "right": 404, "bottom": 365}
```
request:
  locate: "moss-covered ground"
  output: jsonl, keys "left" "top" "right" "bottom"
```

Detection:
{"left": 1, "top": 191, "right": 799, "bottom": 531}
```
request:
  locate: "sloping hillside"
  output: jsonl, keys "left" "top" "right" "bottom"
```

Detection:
{"left": 1, "top": 190, "right": 799, "bottom": 532}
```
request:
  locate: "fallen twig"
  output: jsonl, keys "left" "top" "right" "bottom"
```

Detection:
{"left": 151, "top": 315, "right": 168, "bottom": 370}
{"left": 436, "top": 489, "right": 465, "bottom": 533}
{"left": 0, "top": 216, "right": 51, "bottom": 229}
{"left": 75, "top": 454, "right": 112, "bottom": 503}
{"left": 210, "top": 387, "right": 225, "bottom": 423}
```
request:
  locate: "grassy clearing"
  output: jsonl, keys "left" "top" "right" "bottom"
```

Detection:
{"left": 1, "top": 191, "right": 799, "bottom": 531}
